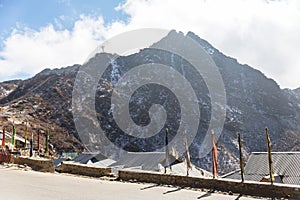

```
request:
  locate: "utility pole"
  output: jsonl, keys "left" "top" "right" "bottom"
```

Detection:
{"left": 265, "top": 127, "right": 274, "bottom": 184}
{"left": 238, "top": 132, "right": 245, "bottom": 182}
{"left": 164, "top": 128, "right": 169, "bottom": 173}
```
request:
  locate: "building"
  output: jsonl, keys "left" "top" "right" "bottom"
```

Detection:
{"left": 223, "top": 152, "right": 300, "bottom": 185}
{"left": 108, "top": 151, "right": 212, "bottom": 177}
{"left": 69, "top": 151, "right": 211, "bottom": 177}
{"left": 109, "top": 152, "right": 179, "bottom": 171}
{"left": 0, "top": 130, "right": 29, "bottom": 149}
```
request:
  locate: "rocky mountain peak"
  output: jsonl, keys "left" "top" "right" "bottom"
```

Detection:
{"left": 0, "top": 30, "right": 299, "bottom": 174}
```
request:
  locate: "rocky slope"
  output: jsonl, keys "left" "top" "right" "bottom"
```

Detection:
{"left": 0, "top": 80, "right": 21, "bottom": 99}
{"left": 0, "top": 66, "right": 84, "bottom": 153}
{"left": 0, "top": 31, "right": 299, "bottom": 174}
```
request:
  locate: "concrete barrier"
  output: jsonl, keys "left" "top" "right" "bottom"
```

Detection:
{"left": 119, "top": 170, "right": 300, "bottom": 199}
{"left": 61, "top": 161, "right": 112, "bottom": 177}
{"left": 13, "top": 156, "right": 54, "bottom": 173}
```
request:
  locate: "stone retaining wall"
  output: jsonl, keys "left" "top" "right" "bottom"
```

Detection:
{"left": 0, "top": 148, "right": 11, "bottom": 163}
{"left": 13, "top": 156, "right": 54, "bottom": 173}
{"left": 61, "top": 161, "right": 112, "bottom": 177}
{"left": 119, "top": 170, "right": 300, "bottom": 199}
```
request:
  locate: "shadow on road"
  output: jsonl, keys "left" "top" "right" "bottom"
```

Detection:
{"left": 140, "top": 184, "right": 160, "bottom": 190}
{"left": 197, "top": 189, "right": 215, "bottom": 199}
{"left": 163, "top": 187, "right": 183, "bottom": 194}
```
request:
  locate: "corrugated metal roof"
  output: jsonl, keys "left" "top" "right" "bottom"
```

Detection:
{"left": 87, "top": 159, "right": 116, "bottom": 167}
{"left": 224, "top": 152, "right": 300, "bottom": 185}
{"left": 53, "top": 158, "right": 66, "bottom": 167}
{"left": 73, "top": 152, "right": 106, "bottom": 164}
{"left": 109, "top": 152, "right": 177, "bottom": 171}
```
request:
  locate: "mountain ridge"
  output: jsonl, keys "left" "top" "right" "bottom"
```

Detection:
{"left": 0, "top": 30, "right": 299, "bottom": 174}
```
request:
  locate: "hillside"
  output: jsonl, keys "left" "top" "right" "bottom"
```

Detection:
{"left": 1, "top": 30, "right": 299, "bottom": 174}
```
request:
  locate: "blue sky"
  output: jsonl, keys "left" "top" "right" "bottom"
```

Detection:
{"left": 0, "top": 0, "right": 127, "bottom": 49}
{"left": 0, "top": 0, "right": 300, "bottom": 89}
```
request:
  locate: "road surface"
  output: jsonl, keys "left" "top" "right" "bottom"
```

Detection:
{"left": 0, "top": 165, "right": 265, "bottom": 200}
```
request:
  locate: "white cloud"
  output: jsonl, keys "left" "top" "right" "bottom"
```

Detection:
{"left": 1, "top": 0, "right": 300, "bottom": 88}
{"left": 116, "top": 0, "right": 300, "bottom": 89}
{"left": 0, "top": 15, "right": 107, "bottom": 80}
{"left": 0, "top": 13, "right": 133, "bottom": 81}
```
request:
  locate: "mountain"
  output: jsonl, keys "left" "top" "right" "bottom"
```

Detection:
{"left": 0, "top": 30, "right": 299, "bottom": 174}
{"left": 186, "top": 32, "right": 300, "bottom": 172}
{"left": 0, "top": 66, "right": 84, "bottom": 153}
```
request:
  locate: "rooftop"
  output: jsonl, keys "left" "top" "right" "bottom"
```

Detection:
{"left": 223, "top": 152, "right": 300, "bottom": 185}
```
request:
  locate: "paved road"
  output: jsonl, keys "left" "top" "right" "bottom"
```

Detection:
{"left": 0, "top": 166, "right": 265, "bottom": 200}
